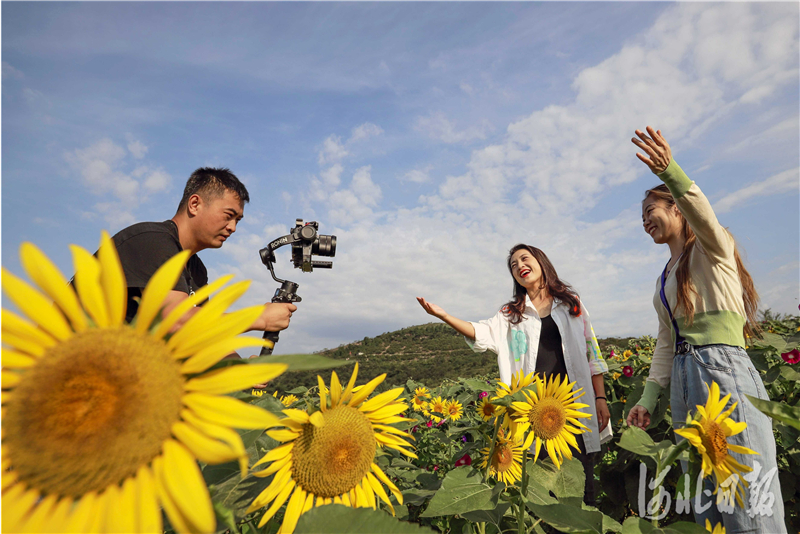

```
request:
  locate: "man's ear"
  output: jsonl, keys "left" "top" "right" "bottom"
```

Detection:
{"left": 187, "top": 194, "right": 203, "bottom": 216}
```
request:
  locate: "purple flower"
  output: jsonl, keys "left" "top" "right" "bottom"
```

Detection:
{"left": 782, "top": 349, "right": 800, "bottom": 364}
{"left": 426, "top": 420, "right": 433, "bottom": 428}
{"left": 478, "top": 391, "right": 489, "bottom": 399}
{"left": 610, "top": 349, "right": 616, "bottom": 358}
{"left": 461, "top": 435, "right": 468, "bottom": 443}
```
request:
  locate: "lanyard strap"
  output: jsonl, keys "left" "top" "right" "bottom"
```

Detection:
{"left": 660, "top": 258, "right": 686, "bottom": 348}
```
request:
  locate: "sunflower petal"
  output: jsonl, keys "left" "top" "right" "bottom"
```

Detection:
{"left": 170, "top": 306, "right": 265, "bottom": 359}
{"left": 281, "top": 486, "right": 307, "bottom": 534}
{"left": 152, "top": 456, "right": 192, "bottom": 534}
{"left": 1, "top": 309, "right": 58, "bottom": 351}
{"left": 185, "top": 363, "right": 288, "bottom": 395}
{"left": 135, "top": 250, "right": 191, "bottom": 334}
{"left": 359, "top": 388, "right": 404, "bottom": 413}
{"left": 70, "top": 246, "right": 110, "bottom": 328}
{"left": 153, "top": 274, "right": 235, "bottom": 338}
{"left": 108, "top": 477, "right": 137, "bottom": 534}
{"left": 348, "top": 374, "right": 387, "bottom": 407}
{"left": 2, "top": 349, "right": 37, "bottom": 369}
{"left": 340, "top": 362, "right": 360, "bottom": 404}
{"left": 173, "top": 421, "right": 240, "bottom": 466}
{"left": 19, "top": 242, "right": 88, "bottom": 332}
{"left": 257, "top": 480, "right": 296, "bottom": 528}
{"left": 318, "top": 375, "right": 328, "bottom": 411}
{"left": 136, "top": 466, "right": 162, "bottom": 534}
{"left": 96, "top": 231, "right": 127, "bottom": 327}
{"left": 181, "top": 409, "right": 248, "bottom": 478}
{"left": 309, "top": 411, "right": 326, "bottom": 428}
{"left": 20, "top": 493, "right": 58, "bottom": 533}
{"left": 184, "top": 393, "right": 280, "bottom": 429}
{"left": 160, "top": 440, "right": 215, "bottom": 533}
{"left": 180, "top": 337, "right": 273, "bottom": 373}
{"left": 166, "top": 280, "right": 251, "bottom": 348}
{"left": 1, "top": 267, "right": 72, "bottom": 340}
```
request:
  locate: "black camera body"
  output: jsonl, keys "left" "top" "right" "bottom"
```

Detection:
{"left": 258, "top": 219, "right": 336, "bottom": 354}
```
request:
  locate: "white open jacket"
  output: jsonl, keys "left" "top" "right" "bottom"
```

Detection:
{"left": 466, "top": 295, "right": 612, "bottom": 453}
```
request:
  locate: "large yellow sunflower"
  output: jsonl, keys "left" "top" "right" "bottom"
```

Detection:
{"left": 247, "top": 363, "right": 416, "bottom": 533}
{"left": 444, "top": 399, "right": 464, "bottom": 421}
{"left": 510, "top": 374, "right": 591, "bottom": 469}
{"left": 674, "top": 382, "right": 757, "bottom": 507}
{"left": 411, "top": 386, "right": 431, "bottom": 412}
{"left": 479, "top": 429, "right": 534, "bottom": 485}
{"left": 1, "top": 233, "right": 286, "bottom": 533}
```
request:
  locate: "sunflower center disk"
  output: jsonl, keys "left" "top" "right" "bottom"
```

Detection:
{"left": 529, "top": 397, "right": 567, "bottom": 440}
{"left": 4, "top": 327, "right": 184, "bottom": 498}
{"left": 291, "top": 405, "right": 377, "bottom": 498}
{"left": 703, "top": 421, "right": 729, "bottom": 465}
{"left": 493, "top": 443, "right": 514, "bottom": 472}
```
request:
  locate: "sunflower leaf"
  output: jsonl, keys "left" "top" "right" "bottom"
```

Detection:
{"left": 420, "top": 466, "right": 499, "bottom": 517}
{"left": 295, "top": 504, "right": 436, "bottom": 533}
{"left": 526, "top": 502, "right": 603, "bottom": 534}
{"left": 746, "top": 395, "right": 800, "bottom": 431}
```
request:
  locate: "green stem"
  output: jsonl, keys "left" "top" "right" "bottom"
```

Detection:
{"left": 482, "top": 416, "right": 502, "bottom": 484}
{"left": 518, "top": 449, "right": 528, "bottom": 534}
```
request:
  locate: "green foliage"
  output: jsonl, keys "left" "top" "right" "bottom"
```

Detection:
{"left": 295, "top": 505, "right": 436, "bottom": 533}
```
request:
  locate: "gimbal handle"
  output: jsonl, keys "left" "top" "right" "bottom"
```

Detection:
{"left": 259, "top": 281, "right": 301, "bottom": 356}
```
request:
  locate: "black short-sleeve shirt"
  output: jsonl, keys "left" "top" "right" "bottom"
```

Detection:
{"left": 111, "top": 220, "right": 207, "bottom": 322}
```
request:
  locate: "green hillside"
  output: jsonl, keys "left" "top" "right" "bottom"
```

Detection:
{"left": 267, "top": 322, "right": 634, "bottom": 393}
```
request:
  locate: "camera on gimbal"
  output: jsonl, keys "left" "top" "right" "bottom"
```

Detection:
{"left": 258, "top": 219, "right": 337, "bottom": 354}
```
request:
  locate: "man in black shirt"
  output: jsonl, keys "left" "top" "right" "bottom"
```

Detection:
{"left": 111, "top": 167, "right": 296, "bottom": 334}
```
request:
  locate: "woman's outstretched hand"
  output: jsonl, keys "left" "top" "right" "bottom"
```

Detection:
{"left": 417, "top": 297, "right": 448, "bottom": 320}
{"left": 632, "top": 126, "right": 672, "bottom": 175}
{"left": 626, "top": 404, "right": 651, "bottom": 430}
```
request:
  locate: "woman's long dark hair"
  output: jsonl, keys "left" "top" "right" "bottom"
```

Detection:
{"left": 502, "top": 244, "right": 581, "bottom": 325}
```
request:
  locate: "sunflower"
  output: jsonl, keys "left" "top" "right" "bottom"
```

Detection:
{"left": 444, "top": 399, "right": 463, "bottom": 421}
{"left": 705, "top": 520, "right": 725, "bottom": 534}
{"left": 411, "top": 386, "right": 431, "bottom": 412}
{"left": 510, "top": 374, "right": 591, "bottom": 469}
{"left": 247, "top": 363, "right": 416, "bottom": 533}
{"left": 674, "top": 382, "right": 757, "bottom": 507}
{"left": 494, "top": 369, "right": 536, "bottom": 400}
{"left": 1, "top": 233, "right": 286, "bottom": 533}
{"left": 427, "top": 396, "right": 447, "bottom": 423}
{"left": 477, "top": 397, "right": 504, "bottom": 421}
{"left": 492, "top": 370, "right": 537, "bottom": 438}
{"left": 281, "top": 394, "right": 299, "bottom": 407}
{"left": 479, "top": 429, "right": 534, "bottom": 485}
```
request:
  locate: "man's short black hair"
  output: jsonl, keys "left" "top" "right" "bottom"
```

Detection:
{"left": 177, "top": 167, "right": 250, "bottom": 211}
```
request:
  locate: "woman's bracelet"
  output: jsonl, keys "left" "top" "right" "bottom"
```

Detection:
{"left": 595, "top": 396, "right": 607, "bottom": 401}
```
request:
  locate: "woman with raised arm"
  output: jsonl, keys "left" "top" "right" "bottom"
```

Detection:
{"left": 417, "top": 244, "right": 610, "bottom": 505}
{"left": 626, "top": 126, "right": 785, "bottom": 532}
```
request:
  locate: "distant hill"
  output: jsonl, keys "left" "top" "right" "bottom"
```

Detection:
{"left": 266, "top": 323, "right": 634, "bottom": 394}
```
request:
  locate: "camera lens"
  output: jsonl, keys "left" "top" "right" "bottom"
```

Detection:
{"left": 313, "top": 235, "right": 336, "bottom": 257}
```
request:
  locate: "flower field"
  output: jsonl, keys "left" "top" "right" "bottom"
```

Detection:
{"left": 2, "top": 237, "right": 799, "bottom": 533}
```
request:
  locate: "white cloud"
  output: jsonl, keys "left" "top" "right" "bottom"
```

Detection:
{"left": 318, "top": 135, "right": 348, "bottom": 166}
{"left": 349, "top": 123, "right": 383, "bottom": 143}
{"left": 2, "top": 61, "right": 24, "bottom": 79}
{"left": 320, "top": 164, "right": 344, "bottom": 187}
{"left": 143, "top": 168, "right": 171, "bottom": 192}
{"left": 351, "top": 166, "right": 381, "bottom": 206}
{"left": 414, "top": 111, "right": 490, "bottom": 144}
{"left": 65, "top": 137, "right": 171, "bottom": 223}
{"left": 459, "top": 82, "right": 474, "bottom": 96}
{"left": 401, "top": 166, "right": 432, "bottom": 184}
{"left": 127, "top": 140, "right": 148, "bottom": 159}
{"left": 713, "top": 167, "right": 799, "bottom": 214}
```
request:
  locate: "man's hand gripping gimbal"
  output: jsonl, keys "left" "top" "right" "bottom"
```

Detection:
{"left": 259, "top": 219, "right": 336, "bottom": 355}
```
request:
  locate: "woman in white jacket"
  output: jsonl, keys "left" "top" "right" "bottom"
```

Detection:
{"left": 417, "top": 243, "right": 610, "bottom": 504}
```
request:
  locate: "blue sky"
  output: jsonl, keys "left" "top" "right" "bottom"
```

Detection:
{"left": 3, "top": 2, "right": 798, "bottom": 355}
